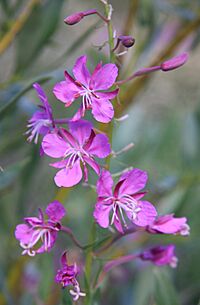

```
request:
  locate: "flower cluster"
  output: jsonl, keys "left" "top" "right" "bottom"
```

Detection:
{"left": 15, "top": 3, "right": 190, "bottom": 302}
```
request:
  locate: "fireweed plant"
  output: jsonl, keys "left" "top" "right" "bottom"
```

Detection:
{"left": 15, "top": 1, "right": 190, "bottom": 303}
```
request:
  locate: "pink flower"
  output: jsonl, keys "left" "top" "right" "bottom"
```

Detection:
{"left": 15, "top": 201, "right": 66, "bottom": 256}
{"left": 147, "top": 214, "right": 190, "bottom": 236}
{"left": 140, "top": 244, "right": 178, "bottom": 268}
{"left": 93, "top": 169, "right": 157, "bottom": 233}
{"left": 42, "top": 120, "right": 111, "bottom": 187}
{"left": 26, "top": 83, "right": 54, "bottom": 144}
{"left": 53, "top": 55, "right": 119, "bottom": 123}
{"left": 55, "top": 252, "right": 85, "bottom": 302}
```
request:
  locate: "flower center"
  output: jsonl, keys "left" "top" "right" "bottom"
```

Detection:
{"left": 26, "top": 118, "right": 51, "bottom": 144}
{"left": 105, "top": 194, "right": 141, "bottom": 228}
{"left": 79, "top": 87, "right": 96, "bottom": 112}
{"left": 20, "top": 228, "right": 51, "bottom": 256}
{"left": 63, "top": 146, "right": 89, "bottom": 169}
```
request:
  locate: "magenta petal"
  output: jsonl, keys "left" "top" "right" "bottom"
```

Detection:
{"left": 71, "top": 106, "right": 84, "bottom": 121}
{"left": 24, "top": 216, "right": 42, "bottom": 226}
{"left": 54, "top": 159, "right": 82, "bottom": 187}
{"left": 90, "top": 62, "right": 102, "bottom": 83}
{"left": 72, "top": 55, "right": 91, "bottom": 86}
{"left": 90, "top": 63, "right": 118, "bottom": 90}
{"left": 141, "top": 244, "right": 177, "bottom": 267}
{"left": 93, "top": 200, "right": 112, "bottom": 228}
{"left": 87, "top": 134, "right": 111, "bottom": 158}
{"left": 61, "top": 251, "right": 68, "bottom": 267}
{"left": 92, "top": 98, "right": 114, "bottom": 123}
{"left": 83, "top": 156, "right": 100, "bottom": 175}
{"left": 97, "top": 170, "right": 113, "bottom": 197}
{"left": 15, "top": 224, "right": 32, "bottom": 243}
{"left": 69, "top": 120, "right": 92, "bottom": 145}
{"left": 118, "top": 168, "right": 148, "bottom": 196}
{"left": 42, "top": 133, "right": 70, "bottom": 158}
{"left": 50, "top": 160, "right": 68, "bottom": 168}
{"left": 45, "top": 201, "right": 66, "bottom": 221}
{"left": 150, "top": 215, "right": 188, "bottom": 234}
{"left": 97, "top": 88, "right": 119, "bottom": 100}
{"left": 33, "top": 83, "right": 52, "bottom": 119}
{"left": 53, "top": 81, "right": 78, "bottom": 105}
{"left": 132, "top": 201, "right": 157, "bottom": 227}
{"left": 59, "top": 128, "right": 77, "bottom": 147}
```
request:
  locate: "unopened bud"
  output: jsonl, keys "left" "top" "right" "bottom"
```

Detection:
{"left": 119, "top": 35, "right": 135, "bottom": 48}
{"left": 64, "top": 12, "right": 84, "bottom": 25}
{"left": 161, "top": 52, "right": 188, "bottom": 71}
{"left": 64, "top": 9, "right": 108, "bottom": 25}
{"left": 112, "top": 35, "right": 135, "bottom": 52}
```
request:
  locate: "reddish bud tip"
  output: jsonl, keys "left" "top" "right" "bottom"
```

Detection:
{"left": 64, "top": 12, "right": 84, "bottom": 25}
{"left": 161, "top": 52, "right": 189, "bottom": 71}
{"left": 119, "top": 35, "right": 135, "bottom": 48}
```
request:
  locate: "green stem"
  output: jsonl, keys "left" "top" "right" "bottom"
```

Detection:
{"left": 84, "top": 222, "right": 96, "bottom": 305}
{"left": 105, "top": 3, "right": 115, "bottom": 63}
{"left": 103, "top": 2, "right": 116, "bottom": 167}
{"left": 84, "top": 4, "right": 116, "bottom": 302}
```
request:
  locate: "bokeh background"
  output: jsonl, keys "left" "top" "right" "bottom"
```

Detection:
{"left": 0, "top": 0, "right": 200, "bottom": 305}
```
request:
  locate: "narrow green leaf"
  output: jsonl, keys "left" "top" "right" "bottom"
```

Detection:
{"left": 133, "top": 266, "right": 154, "bottom": 305}
{"left": 0, "top": 158, "right": 30, "bottom": 193}
{"left": 15, "top": 0, "right": 65, "bottom": 73}
{"left": 82, "top": 236, "right": 111, "bottom": 251}
{"left": 153, "top": 268, "right": 181, "bottom": 305}
{"left": 0, "top": 75, "right": 51, "bottom": 119}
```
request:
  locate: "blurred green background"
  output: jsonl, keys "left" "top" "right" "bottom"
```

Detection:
{"left": 0, "top": 0, "right": 200, "bottom": 304}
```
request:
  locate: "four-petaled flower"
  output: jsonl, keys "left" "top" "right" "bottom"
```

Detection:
{"left": 140, "top": 244, "right": 178, "bottom": 268}
{"left": 147, "top": 214, "right": 190, "bottom": 236}
{"left": 55, "top": 251, "right": 86, "bottom": 302}
{"left": 53, "top": 55, "right": 119, "bottom": 123}
{"left": 15, "top": 201, "right": 66, "bottom": 256}
{"left": 26, "top": 83, "right": 54, "bottom": 144}
{"left": 93, "top": 169, "right": 157, "bottom": 233}
{"left": 42, "top": 120, "right": 111, "bottom": 187}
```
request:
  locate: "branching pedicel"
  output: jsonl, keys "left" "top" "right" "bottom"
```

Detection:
{"left": 15, "top": 1, "right": 190, "bottom": 302}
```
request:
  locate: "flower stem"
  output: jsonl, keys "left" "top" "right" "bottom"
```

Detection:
{"left": 61, "top": 226, "right": 84, "bottom": 249}
{"left": 84, "top": 222, "right": 96, "bottom": 305}
{"left": 94, "top": 227, "right": 140, "bottom": 255}
{"left": 104, "top": 3, "right": 115, "bottom": 63}
{"left": 99, "top": 2, "right": 116, "bottom": 168}
{"left": 54, "top": 118, "right": 70, "bottom": 124}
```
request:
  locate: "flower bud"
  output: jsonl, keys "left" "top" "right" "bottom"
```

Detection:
{"left": 64, "top": 12, "right": 84, "bottom": 25}
{"left": 64, "top": 9, "right": 108, "bottom": 25}
{"left": 119, "top": 35, "right": 135, "bottom": 48}
{"left": 140, "top": 244, "right": 178, "bottom": 268}
{"left": 161, "top": 52, "right": 188, "bottom": 71}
